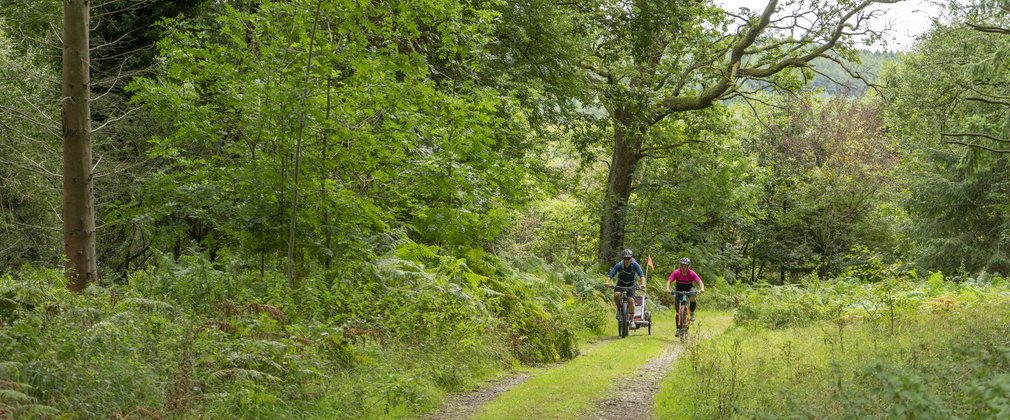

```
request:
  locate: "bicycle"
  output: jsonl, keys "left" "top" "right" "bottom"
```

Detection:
{"left": 609, "top": 285, "right": 640, "bottom": 338}
{"left": 673, "top": 290, "right": 699, "bottom": 341}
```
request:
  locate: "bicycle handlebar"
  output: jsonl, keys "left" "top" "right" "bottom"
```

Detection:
{"left": 672, "top": 290, "right": 699, "bottom": 296}
{"left": 608, "top": 285, "right": 641, "bottom": 291}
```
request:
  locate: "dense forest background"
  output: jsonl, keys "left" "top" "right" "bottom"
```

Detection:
{"left": 1, "top": 0, "right": 1009, "bottom": 417}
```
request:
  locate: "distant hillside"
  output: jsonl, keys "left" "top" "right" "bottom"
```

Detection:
{"left": 807, "top": 50, "right": 902, "bottom": 95}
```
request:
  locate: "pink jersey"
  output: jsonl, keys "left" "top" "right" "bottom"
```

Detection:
{"left": 668, "top": 268, "right": 701, "bottom": 285}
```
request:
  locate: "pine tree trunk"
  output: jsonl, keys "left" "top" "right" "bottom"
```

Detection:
{"left": 62, "top": 0, "right": 98, "bottom": 292}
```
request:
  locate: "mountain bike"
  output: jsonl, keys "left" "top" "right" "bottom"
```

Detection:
{"left": 610, "top": 285, "right": 640, "bottom": 338}
{"left": 673, "top": 290, "right": 699, "bottom": 341}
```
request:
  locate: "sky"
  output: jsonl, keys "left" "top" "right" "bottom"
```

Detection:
{"left": 716, "top": 0, "right": 944, "bottom": 51}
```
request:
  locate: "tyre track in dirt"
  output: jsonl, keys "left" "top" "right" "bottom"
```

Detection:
{"left": 428, "top": 372, "right": 534, "bottom": 420}
{"left": 429, "top": 316, "right": 730, "bottom": 420}
{"left": 428, "top": 337, "right": 619, "bottom": 420}
{"left": 585, "top": 316, "right": 731, "bottom": 420}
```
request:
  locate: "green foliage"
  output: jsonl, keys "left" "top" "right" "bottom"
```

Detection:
{"left": 625, "top": 105, "right": 761, "bottom": 283}
{"left": 739, "top": 95, "right": 899, "bottom": 281}
{"left": 0, "top": 23, "right": 62, "bottom": 269}
{"left": 656, "top": 279, "right": 1010, "bottom": 418}
{"left": 503, "top": 195, "right": 598, "bottom": 266}
{"left": 3, "top": 0, "right": 1010, "bottom": 417}
{"left": 119, "top": 0, "right": 547, "bottom": 270}
{"left": 0, "top": 238, "right": 610, "bottom": 417}
{"left": 886, "top": 15, "right": 1010, "bottom": 275}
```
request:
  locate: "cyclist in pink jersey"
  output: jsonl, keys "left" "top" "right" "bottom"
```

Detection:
{"left": 665, "top": 257, "right": 705, "bottom": 321}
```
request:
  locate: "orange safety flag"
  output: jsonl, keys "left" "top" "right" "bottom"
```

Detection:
{"left": 646, "top": 256, "right": 654, "bottom": 270}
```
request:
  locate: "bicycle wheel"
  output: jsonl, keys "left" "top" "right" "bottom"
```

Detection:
{"left": 678, "top": 305, "right": 687, "bottom": 329}
{"left": 619, "top": 301, "right": 628, "bottom": 338}
{"left": 645, "top": 311, "right": 652, "bottom": 335}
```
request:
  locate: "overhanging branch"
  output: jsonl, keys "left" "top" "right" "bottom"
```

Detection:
{"left": 942, "top": 131, "right": 1010, "bottom": 144}
{"left": 967, "top": 23, "right": 1010, "bottom": 35}
{"left": 944, "top": 140, "right": 1010, "bottom": 153}
{"left": 654, "top": 0, "right": 902, "bottom": 121}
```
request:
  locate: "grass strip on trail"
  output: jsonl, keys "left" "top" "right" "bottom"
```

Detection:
{"left": 474, "top": 311, "right": 730, "bottom": 419}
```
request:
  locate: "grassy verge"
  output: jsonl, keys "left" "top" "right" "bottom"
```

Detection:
{"left": 475, "top": 311, "right": 731, "bottom": 419}
{"left": 654, "top": 303, "right": 1010, "bottom": 418}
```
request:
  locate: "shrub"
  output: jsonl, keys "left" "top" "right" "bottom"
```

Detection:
{"left": 0, "top": 240, "right": 610, "bottom": 418}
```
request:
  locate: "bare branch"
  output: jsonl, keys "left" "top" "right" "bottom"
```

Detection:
{"left": 579, "top": 59, "right": 614, "bottom": 81}
{"left": 93, "top": 107, "right": 141, "bottom": 133}
{"left": 737, "top": 1, "right": 901, "bottom": 80}
{"left": 963, "top": 96, "right": 1010, "bottom": 107}
{"left": 93, "top": 0, "right": 158, "bottom": 18}
{"left": 0, "top": 153, "right": 62, "bottom": 180}
{"left": 656, "top": 0, "right": 900, "bottom": 120}
{"left": 638, "top": 139, "right": 701, "bottom": 156}
{"left": 942, "top": 132, "right": 1010, "bottom": 144}
{"left": 737, "top": 94, "right": 778, "bottom": 132}
{"left": 944, "top": 140, "right": 1010, "bottom": 153}
{"left": 966, "top": 23, "right": 1010, "bottom": 35}
{"left": 816, "top": 53, "right": 883, "bottom": 95}
{"left": 0, "top": 104, "right": 60, "bottom": 137}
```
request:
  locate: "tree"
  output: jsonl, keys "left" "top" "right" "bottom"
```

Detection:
{"left": 753, "top": 96, "right": 896, "bottom": 279}
{"left": 568, "top": 0, "right": 899, "bottom": 265}
{"left": 62, "top": 0, "right": 98, "bottom": 291}
{"left": 938, "top": 1, "right": 1010, "bottom": 152}
{"left": 886, "top": 4, "right": 1010, "bottom": 274}
{"left": 125, "top": 0, "right": 545, "bottom": 274}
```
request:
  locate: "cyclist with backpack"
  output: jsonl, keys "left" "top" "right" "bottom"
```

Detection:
{"left": 604, "top": 249, "right": 646, "bottom": 323}
{"left": 665, "top": 257, "right": 705, "bottom": 322}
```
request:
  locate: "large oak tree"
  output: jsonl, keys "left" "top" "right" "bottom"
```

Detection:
{"left": 567, "top": 0, "right": 899, "bottom": 264}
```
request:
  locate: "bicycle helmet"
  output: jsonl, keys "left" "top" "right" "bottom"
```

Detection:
{"left": 679, "top": 257, "right": 691, "bottom": 265}
{"left": 621, "top": 249, "right": 633, "bottom": 259}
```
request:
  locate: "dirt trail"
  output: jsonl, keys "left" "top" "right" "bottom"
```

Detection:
{"left": 586, "top": 317, "right": 728, "bottom": 420}
{"left": 428, "top": 337, "right": 616, "bottom": 420}
{"left": 586, "top": 343, "right": 683, "bottom": 419}
{"left": 428, "top": 372, "right": 533, "bottom": 420}
{"left": 429, "top": 318, "right": 727, "bottom": 420}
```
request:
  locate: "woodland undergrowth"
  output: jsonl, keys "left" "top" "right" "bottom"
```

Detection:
{"left": 0, "top": 241, "right": 609, "bottom": 418}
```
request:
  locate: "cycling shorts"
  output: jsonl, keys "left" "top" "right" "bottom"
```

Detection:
{"left": 674, "top": 282, "right": 695, "bottom": 292}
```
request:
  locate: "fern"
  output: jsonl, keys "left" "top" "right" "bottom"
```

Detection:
{"left": 0, "top": 362, "right": 21, "bottom": 378}
{"left": 86, "top": 311, "right": 135, "bottom": 332}
{"left": 18, "top": 404, "right": 60, "bottom": 416}
{"left": 206, "top": 368, "right": 281, "bottom": 384}
{"left": 0, "top": 361, "right": 54, "bottom": 416}
{"left": 0, "top": 380, "right": 27, "bottom": 391}
{"left": 0, "top": 389, "right": 33, "bottom": 403}
{"left": 116, "top": 297, "right": 176, "bottom": 312}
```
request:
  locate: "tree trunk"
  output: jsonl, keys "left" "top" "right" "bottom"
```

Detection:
{"left": 62, "top": 0, "right": 98, "bottom": 292}
{"left": 597, "top": 122, "right": 642, "bottom": 265}
{"left": 286, "top": 0, "right": 323, "bottom": 287}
